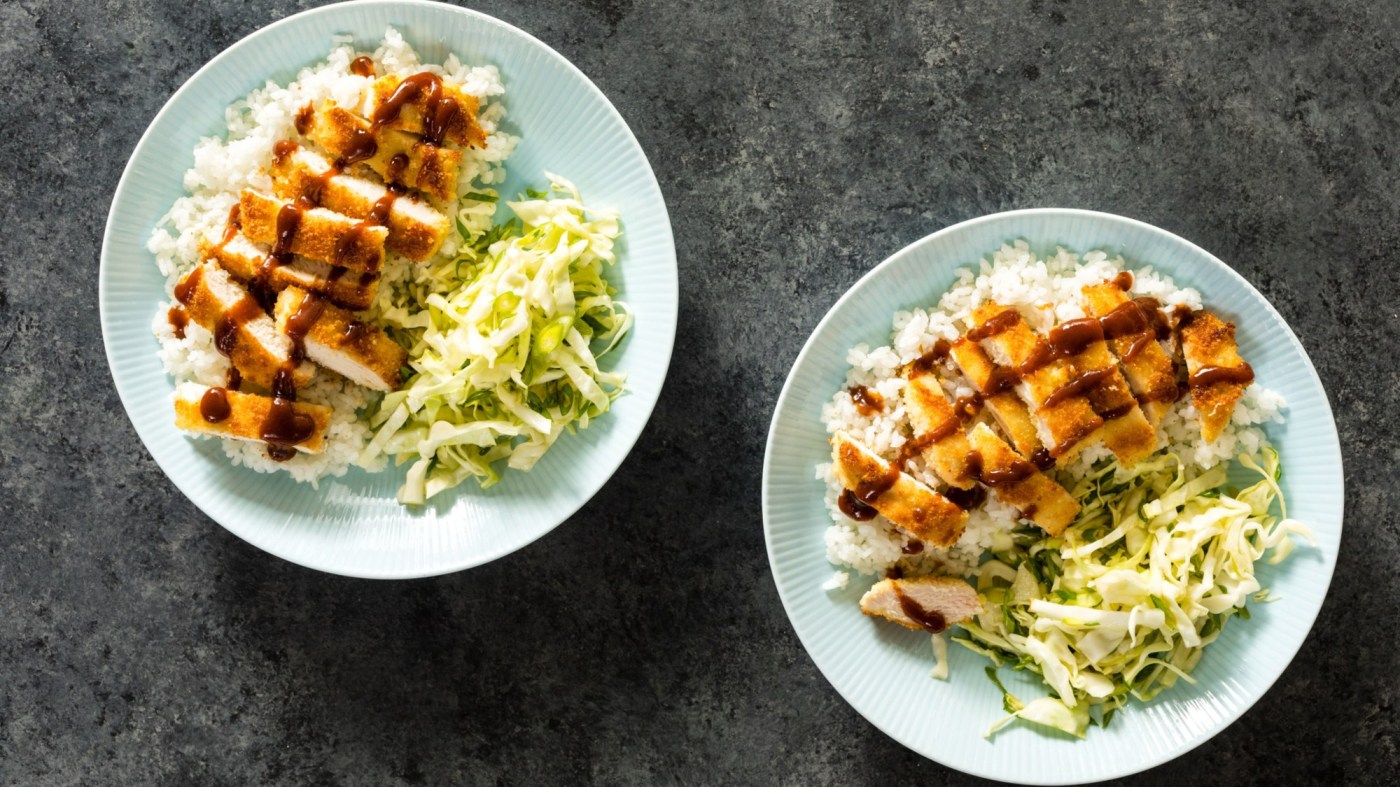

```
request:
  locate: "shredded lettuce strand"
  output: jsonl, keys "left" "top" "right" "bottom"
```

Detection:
{"left": 960, "top": 448, "right": 1314, "bottom": 737}
{"left": 361, "top": 174, "right": 631, "bottom": 504}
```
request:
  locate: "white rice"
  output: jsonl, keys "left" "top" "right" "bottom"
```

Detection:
{"left": 819, "top": 241, "right": 1285, "bottom": 579}
{"left": 147, "top": 28, "right": 520, "bottom": 485}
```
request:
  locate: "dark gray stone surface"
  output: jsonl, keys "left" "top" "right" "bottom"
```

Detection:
{"left": 0, "top": 0, "right": 1393, "bottom": 783}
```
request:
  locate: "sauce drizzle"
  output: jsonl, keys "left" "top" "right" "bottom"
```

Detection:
{"left": 892, "top": 584, "right": 948, "bottom": 634}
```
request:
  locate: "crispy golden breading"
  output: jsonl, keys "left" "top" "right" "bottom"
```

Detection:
{"left": 859, "top": 576, "right": 983, "bottom": 633}
{"left": 173, "top": 384, "right": 331, "bottom": 454}
{"left": 965, "top": 424, "right": 1079, "bottom": 537}
{"left": 970, "top": 303, "right": 1103, "bottom": 461}
{"left": 304, "top": 104, "right": 463, "bottom": 200}
{"left": 173, "top": 261, "right": 314, "bottom": 390}
{"left": 831, "top": 432, "right": 967, "bottom": 548}
{"left": 1179, "top": 310, "right": 1253, "bottom": 443}
{"left": 1082, "top": 282, "right": 1179, "bottom": 426}
{"left": 202, "top": 234, "right": 378, "bottom": 312}
{"left": 273, "top": 287, "right": 407, "bottom": 392}
{"left": 1053, "top": 323, "right": 1158, "bottom": 468}
{"left": 268, "top": 143, "right": 451, "bottom": 262}
{"left": 238, "top": 190, "right": 388, "bottom": 272}
{"left": 366, "top": 74, "right": 488, "bottom": 149}
{"left": 948, "top": 338, "right": 1044, "bottom": 459}
{"left": 902, "top": 370, "right": 978, "bottom": 489}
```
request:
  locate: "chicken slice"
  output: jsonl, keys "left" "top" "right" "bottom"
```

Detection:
{"left": 303, "top": 104, "right": 463, "bottom": 200}
{"left": 902, "top": 369, "right": 977, "bottom": 489}
{"left": 238, "top": 190, "right": 388, "bottom": 273}
{"left": 1178, "top": 310, "right": 1254, "bottom": 442}
{"left": 173, "top": 382, "right": 331, "bottom": 454}
{"left": 172, "top": 262, "right": 314, "bottom": 390}
{"left": 1082, "top": 282, "right": 1179, "bottom": 426}
{"left": 273, "top": 287, "right": 407, "bottom": 392}
{"left": 1046, "top": 318, "right": 1159, "bottom": 468}
{"left": 947, "top": 338, "right": 1045, "bottom": 460}
{"left": 965, "top": 423, "right": 1079, "bottom": 536}
{"left": 859, "top": 576, "right": 983, "bottom": 634}
{"left": 364, "top": 73, "right": 488, "bottom": 148}
{"left": 202, "top": 233, "right": 378, "bottom": 312}
{"left": 970, "top": 303, "right": 1104, "bottom": 461}
{"left": 831, "top": 432, "right": 967, "bottom": 548}
{"left": 268, "top": 142, "right": 451, "bottom": 262}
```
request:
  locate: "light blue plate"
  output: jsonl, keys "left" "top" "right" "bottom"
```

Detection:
{"left": 100, "top": 1, "right": 677, "bottom": 578}
{"left": 762, "top": 210, "right": 1342, "bottom": 784}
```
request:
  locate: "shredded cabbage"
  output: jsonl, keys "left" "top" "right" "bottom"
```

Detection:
{"left": 362, "top": 174, "right": 631, "bottom": 504}
{"left": 960, "top": 448, "right": 1314, "bottom": 737}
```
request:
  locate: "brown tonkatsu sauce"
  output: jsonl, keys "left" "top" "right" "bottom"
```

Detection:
{"left": 173, "top": 265, "right": 203, "bottom": 304}
{"left": 892, "top": 583, "right": 948, "bottom": 634}
{"left": 200, "top": 387, "right": 231, "bottom": 423}
{"left": 849, "top": 385, "right": 885, "bottom": 416}
{"left": 901, "top": 538, "right": 925, "bottom": 555}
{"left": 908, "top": 338, "right": 951, "bottom": 376}
{"left": 944, "top": 484, "right": 987, "bottom": 511}
{"left": 227, "top": 366, "right": 242, "bottom": 392}
{"left": 350, "top": 56, "right": 377, "bottom": 78}
{"left": 952, "top": 392, "right": 982, "bottom": 420}
{"left": 854, "top": 463, "right": 901, "bottom": 505}
{"left": 261, "top": 367, "right": 315, "bottom": 462}
{"left": 838, "top": 488, "right": 879, "bottom": 521}
{"left": 342, "top": 319, "right": 370, "bottom": 344}
{"left": 385, "top": 153, "right": 410, "bottom": 191}
{"left": 334, "top": 71, "right": 458, "bottom": 169}
{"left": 1030, "top": 447, "right": 1054, "bottom": 471}
{"left": 167, "top": 306, "right": 189, "bottom": 339}
{"left": 966, "top": 309, "right": 1020, "bottom": 342}
{"left": 1041, "top": 366, "right": 1118, "bottom": 409}
{"left": 213, "top": 297, "right": 264, "bottom": 356}
{"left": 1112, "top": 271, "right": 1134, "bottom": 291}
{"left": 1189, "top": 363, "right": 1255, "bottom": 388}
{"left": 218, "top": 204, "right": 243, "bottom": 248}
{"left": 294, "top": 102, "right": 315, "bottom": 136}
{"left": 283, "top": 292, "right": 326, "bottom": 363}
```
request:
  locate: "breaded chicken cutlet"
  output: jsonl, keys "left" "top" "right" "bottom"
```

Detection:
{"left": 859, "top": 575, "right": 983, "bottom": 634}
{"left": 174, "top": 382, "right": 331, "bottom": 454}
{"left": 273, "top": 287, "right": 408, "bottom": 392}
{"left": 831, "top": 432, "right": 967, "bottom": 548}
{"left": 172, "top": 261, "right": 314, "bottom": 390}
{"left": 202, "top": 233, "right": 378, "bottom": 312}
{"left": 268, "top": 142, "right": 451, "bottom": 262}
{"left": 1178, "top": 310, "right": 1254, "bottom": 442}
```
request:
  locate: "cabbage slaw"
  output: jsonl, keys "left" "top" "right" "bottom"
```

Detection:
{"left": 954, "top": 448, "right": 1314, "bottom": 738}
{"left": 362, "top": 174, "right": 631, "bottom": 504}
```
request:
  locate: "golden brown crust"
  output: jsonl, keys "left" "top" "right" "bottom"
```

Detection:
{"left": 970, "top": 302, "right": 1104, "bottom": 460}
{"left": 368, "top": 74, "right": 488, "bottom": 149}
{"left": 274, "top": 287, "right": 407, "bottom": 392}
{"left": 201, "top": 236, "right": 377, "bottom": 312}
{"left": 174, "top": 263, "right": 314, "bottom": 390}
{"left": 1179, "top": 310, "right": 1250, "bottom": 442}
{"left": 831, "top": 433, "right": 967, "bottom": 548}
{"left": 267, "top": 145, "right": 450, "bottom": 262}
{"left": 948, "top": 338, "right": 1044, "bottom": 459}
{"left": 305, "top": 104, "right": 463, "bottom": 200}
{"left": 902, "top": 371, "right": 977, "bottom": 489}
{"left": 238, "top": 190, "right": 387, "bottom": 272}
{"left": 174, "top": 385, "right": 331, "bottom": 453}
{"left": 1055, "top": 327, "right": 1158, "bottom": 468}
{"left": 1082, "top": 282, "right": 1179, "bottom": 426}
{"left": 966, "top": 424, "right": 1079, "bottom": 536}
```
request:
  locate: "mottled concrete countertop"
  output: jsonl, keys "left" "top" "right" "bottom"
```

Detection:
{"left": 0, "top": 0, "right": 1393, "bottom": 783}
